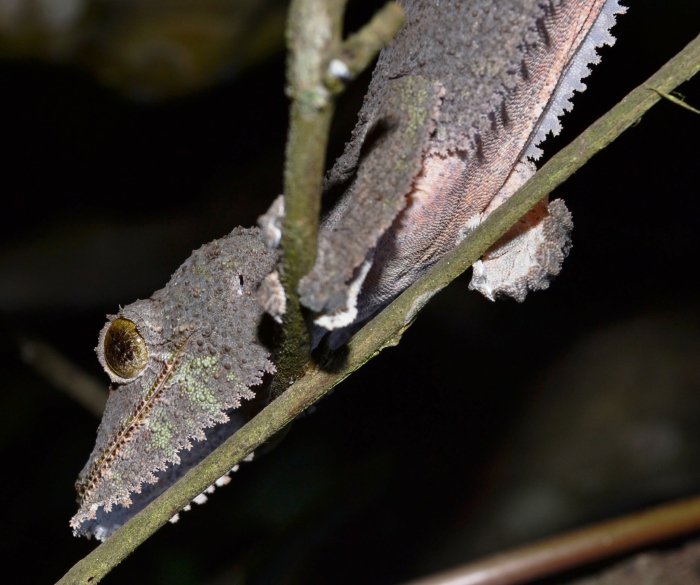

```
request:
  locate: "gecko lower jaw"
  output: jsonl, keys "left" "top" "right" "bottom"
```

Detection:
{"left": 71, "top": 401, "right": 262, "bottom": 540}
{"left": 76, "top": 344, "right": 189, "bottom": 507}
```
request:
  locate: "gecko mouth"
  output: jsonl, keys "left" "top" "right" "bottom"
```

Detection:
{"left": 71, "top": 322, "right": 271, "bottom": 540}
{"left": 71, "top": 379, "right": 269, "bottom": 541}
{"left": 72, "top": 408, "right": 260, "bottom": 540}
{"left": 75, "top": 340, "right": 189, "bottom": 506}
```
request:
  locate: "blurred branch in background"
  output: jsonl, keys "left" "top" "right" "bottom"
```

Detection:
{"left": 19, "top": 338, "right": 105, "bottom": 416}
{"left": 403, "top": 495, "right": 700, "bottom": 585}
{"left": 0, "top": 0, "right": 287, "bottom": 99}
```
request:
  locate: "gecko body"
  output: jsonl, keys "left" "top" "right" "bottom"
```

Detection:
{"left": 299, "top": 0, "right": 625, "bottom": 334}
{"left": 73, "top": 0, "right": 625, "bottom": 539}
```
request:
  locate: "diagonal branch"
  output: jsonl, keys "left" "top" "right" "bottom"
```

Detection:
{"left": 400, "top": 495, "right": 700, "bottom": 585}
{"left": 55, "top": 31, "right": 700, "bottom": 585}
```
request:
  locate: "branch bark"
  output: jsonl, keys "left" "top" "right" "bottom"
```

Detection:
{"left": 273, "top": 0, "right": 404, "bottom": 394}
{"left": 275, "top": 0, "right": 346, "bottom": 389}
{"left": 55, "top": 30, "right": 700, "bottom": 585}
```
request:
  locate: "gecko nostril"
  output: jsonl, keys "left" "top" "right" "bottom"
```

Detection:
{"left": 103, "top": 318, "right": 149, "bottom": 380}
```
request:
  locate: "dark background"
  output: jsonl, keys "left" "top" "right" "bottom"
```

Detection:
{"left": 1, "top": 1, "right": 699, "bottom": 583}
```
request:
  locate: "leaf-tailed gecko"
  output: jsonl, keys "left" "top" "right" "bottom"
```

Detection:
{"left": 72, "top": 0, "right": 626, "bottom": 539}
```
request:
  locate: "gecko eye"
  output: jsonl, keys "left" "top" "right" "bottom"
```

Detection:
{"left": 103, "top": 318, "right": 149, "bottom": 379}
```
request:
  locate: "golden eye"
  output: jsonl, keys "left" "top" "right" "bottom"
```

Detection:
{"left": 103, "top": 318, "right": 149, "bottom": 379}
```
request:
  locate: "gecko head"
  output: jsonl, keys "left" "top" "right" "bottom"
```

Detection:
{"left": 70, "top": 228, "right": 277, "bottom": 540}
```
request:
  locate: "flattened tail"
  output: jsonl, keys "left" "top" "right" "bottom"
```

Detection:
{"left": 524, "top": 0, "right": 628, "bottom": 161}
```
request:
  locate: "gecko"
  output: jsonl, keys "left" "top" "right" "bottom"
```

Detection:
{"left": 72, "top": 0, "right": 626, "bottom": 539}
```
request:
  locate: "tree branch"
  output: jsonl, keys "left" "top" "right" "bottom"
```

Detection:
{"left": 400, "top": 495, "right": 700, "bottom": 585}
{"left": 55, "top": 31, "right": 700, "bottom": 585}
{"left": 275, "top": 0, "right": 346, "bottom": 388}
{"left": 273, "top": 0, "right": 404, "bottom": 394}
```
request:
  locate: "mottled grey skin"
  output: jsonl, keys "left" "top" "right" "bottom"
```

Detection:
{"left": 71, "top": 227, "right": 277, "bottom": 540}
{"left": 300, "top": 0, "right": 625, "bottom": 328}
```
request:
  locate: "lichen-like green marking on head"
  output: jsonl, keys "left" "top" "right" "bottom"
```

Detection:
{"left": 148, "top": 413, "right": 178, "bottom": 458}
{"left": 173, "top": 355, "right": 222, "bottom": 415}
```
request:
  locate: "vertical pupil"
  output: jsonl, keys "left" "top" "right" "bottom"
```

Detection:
{"left": 104, "top": 318, "right": 148, "bottom": 379}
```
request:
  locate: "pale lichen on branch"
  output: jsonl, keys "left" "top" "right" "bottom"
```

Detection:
{"left": 324, "top": 2, "right": 405, "bottom": 94}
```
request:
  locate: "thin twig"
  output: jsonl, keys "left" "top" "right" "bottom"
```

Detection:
{"left": 649, "top": 88, "right": 700, "bottom": 114}
{"left": 399, "top": 495, "right": 700, "bottom": 585}
{"left": 55, "top": 31, "right": 700, "bottom": 585}
{"left": 325, "top": 2, "right": 405, "bottom": 94}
